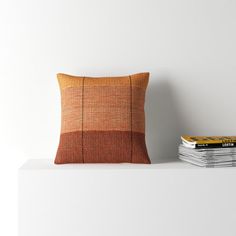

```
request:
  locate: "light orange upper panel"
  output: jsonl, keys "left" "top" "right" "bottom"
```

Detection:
{"left": 58, "top": 72, "right": 149, "bottom": 134}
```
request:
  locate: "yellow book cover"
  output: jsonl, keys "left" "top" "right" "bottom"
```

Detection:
{"left": 181, "top": 136, "right": 236, "bottom": 148}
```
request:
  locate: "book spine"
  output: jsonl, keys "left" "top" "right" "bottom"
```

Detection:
{"left": 195, "top": 142, "right": 236, "bottom": 148}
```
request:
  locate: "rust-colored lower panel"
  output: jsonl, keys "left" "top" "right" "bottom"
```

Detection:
{"left": 55, "top": 131, "right": 150, "bottom": 164}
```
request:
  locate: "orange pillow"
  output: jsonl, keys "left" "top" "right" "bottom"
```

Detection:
{"left": 55, "top": 72, "right": 150, "bottom": 164}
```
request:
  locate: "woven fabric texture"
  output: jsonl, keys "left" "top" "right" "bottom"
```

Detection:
{"left": 55, "top": 72, "right": 150, "bottom": 164}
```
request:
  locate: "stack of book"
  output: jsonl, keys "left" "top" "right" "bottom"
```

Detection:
{"left": 179, "top": 136, "right": 236, "bottom": 167}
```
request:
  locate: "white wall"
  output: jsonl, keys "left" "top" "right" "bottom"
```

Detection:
{"left": 0, "top": 0, "right": 236, "bottom": 235}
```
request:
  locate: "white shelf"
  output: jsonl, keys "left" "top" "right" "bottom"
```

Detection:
{"left": 19, "top": 159, "right": 236, "bottom": 236}
{"left": 20, "top": 158, "right": 215, "bottom": 170}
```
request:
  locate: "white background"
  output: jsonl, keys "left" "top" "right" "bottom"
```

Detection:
{"left": 0, "top": 0, "right": 236, "bottom": 235}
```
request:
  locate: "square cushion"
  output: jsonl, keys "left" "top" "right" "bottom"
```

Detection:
{"left": 55, "top": 72, "right": 151, "bottom": 164}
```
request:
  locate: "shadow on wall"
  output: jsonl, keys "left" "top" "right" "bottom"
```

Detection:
{"left": 145, "top": 77, "right": 188, "bottom": 163}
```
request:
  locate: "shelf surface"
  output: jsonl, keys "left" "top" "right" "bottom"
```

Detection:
{"left": 19, "top": 158, "right": 236, "bottom": 171}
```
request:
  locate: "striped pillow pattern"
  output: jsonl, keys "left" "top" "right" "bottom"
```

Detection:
{"left": 55, "top": 72, "right": 150, "bottom": 164}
